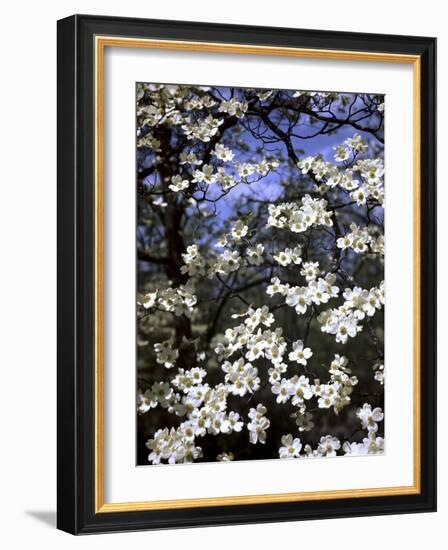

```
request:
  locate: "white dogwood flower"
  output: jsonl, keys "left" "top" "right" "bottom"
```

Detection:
{"left": 317, "top": 435, "right": 341, "bottom": 457}
{"left": 212, "top": 143, "right": 235, "bottom": 162}
{"left": 278, "top": 434, "right": 302, "bottom": 459}
{"left": 356, "top": 403, "right": 384, "bottom": 432}
{"left": 288, "top": 340, "right": 313, "bottom": 366}
{"left": 169, "top": 175, "right": 189, "bottom": 192}
{"left": 154, "top": 337, "right": 179, "bottom": 369}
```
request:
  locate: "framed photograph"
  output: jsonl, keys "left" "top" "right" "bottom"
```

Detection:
{"left": 57, "top": 14, "right": 436, "bottom": 534}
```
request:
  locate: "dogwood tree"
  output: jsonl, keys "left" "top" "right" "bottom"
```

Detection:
{"left": 136, "top": 83, "right": 384, "bottom": 465}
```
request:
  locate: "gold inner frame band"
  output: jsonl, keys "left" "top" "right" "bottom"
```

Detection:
{"left": 94, "top": 36, "right": 421, "bottom": 513}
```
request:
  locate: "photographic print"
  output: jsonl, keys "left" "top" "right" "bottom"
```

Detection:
{"left": 136, "top": 83, "right": 385, "bottom": 466}
{"left": 58, "top": 16, "right": 436, "bottom": 533}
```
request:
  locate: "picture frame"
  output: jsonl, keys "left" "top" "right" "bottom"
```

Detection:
{"left": 57, "top": 14, "right": 436, "bottom": 534}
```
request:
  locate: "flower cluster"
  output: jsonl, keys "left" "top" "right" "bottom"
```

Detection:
{"left": 247, "top": 404, "right": 270, "bottom": 444}
{"left": 267, "top": 195, "right": 333, "bottom": 233}
{"left": 171, "top": 367, "right": 207, "bottom": 392}
{"left": 137, "top": 381, "right": 173, "bottom": 414}
{"left": 279, "top": 401, "right": 384, "bottom": 459}
{"left": 313, "top": 355, "right": 358, "bottom": 414}
{"left": 146, "top": 426, "right": 203, "bottom": 464}
{"left": 212, "top": 143, "right": 235, "bottom": 162}
{"left": 137, "top": 133, "right": 161, "bottom": 151}
{"left": 192, "top": 163, "right": 216, "bottom": 185}
{"left": 318, "top": 282, "right": 384, "bottom": 343}
{"left": 211, "top": 249, "right": 241, "bottom": 276}
{"left": 342, "top": 403, "right": 384, "bottom": 455}
{"left": 274, "top": 246, "right": 302, "bottom": 266}
{"left": 181, "top": 245, "right": 207, "bottom": 277}
{"left": 337, "top": 223, "right": 384, "bottom": 255}
{"left": 139, "top": 284, "right": 198, "bottom": 318}
{"left": 222, "top": 358, "right": 260, "bottom": 396}
{"left": 372, "top": 361, "right": 385, "bottom": 385}
{"left": 297, "top": 139, "right": 384, "bottom": 208}
{"left": 333, "top": 133, "right": 368, "bottom": 162}
{"left": 182, "top": 115, "right": 224, "bottom": 142}
{"left": 218, "top": 97, "right": 248, "bottom": 118}
{"left": 214, "top": 307, "right": 288, "bottom": 370}
{"left": 154, "top": 337, "right": 179, "bottom": 369}
{"left": 247, "top": 244, "right": 264, "bottom": 265}
{"left": 270, "top": 272, "right": 339, "bottom": 316}
{"left": 272, "top": 374, "right": 313, "bottom": 407}
{"left": 236, "top": 159, "right": 279, "bottom": 179}
{"left": 183, "top": 94, "right": 217, "bottom": 111}
{"left": 269, "top": 354, "right": 356, "bottom": 419}
{"left": 144, "top": 378, "right": 247, "bottom": 464}
{"left": 158, "top": 285, "right": 198, "bottom": 318}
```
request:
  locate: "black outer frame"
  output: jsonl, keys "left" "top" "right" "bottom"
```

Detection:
{"left": 57, "top": 14, "right": 437, "bottom": 535}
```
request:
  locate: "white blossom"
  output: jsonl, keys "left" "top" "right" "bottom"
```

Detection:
{"left": 218, "top": 97, "right": 248, "bottom": 118}
{"left": 247, "top": 404, "right": 270, "bottom": 444}
{"left": 317, "top": 435, "right": 341, "bottom": 457}
{"left": 288, "top": 340, "right": 313, "bottom": 366}
{"left": 137, "top": 85, "right": 385, "bottom": 466}
{"left": 278, "top": 434, "right": 302, "bottom": 458}
{"left": 169, "top": 174, "right": 189, "bottom": 192}
{"left": 356, "top": 403, "right": 384, "bottom": 433}
{"left": 212, "top": 143, "right": 235, "bottom": 162}
{"left": 154, "top": 337, "right": 179, "bottom": 369}
{"left": 247, "top": 244, "right": 264, "bottom": 265}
